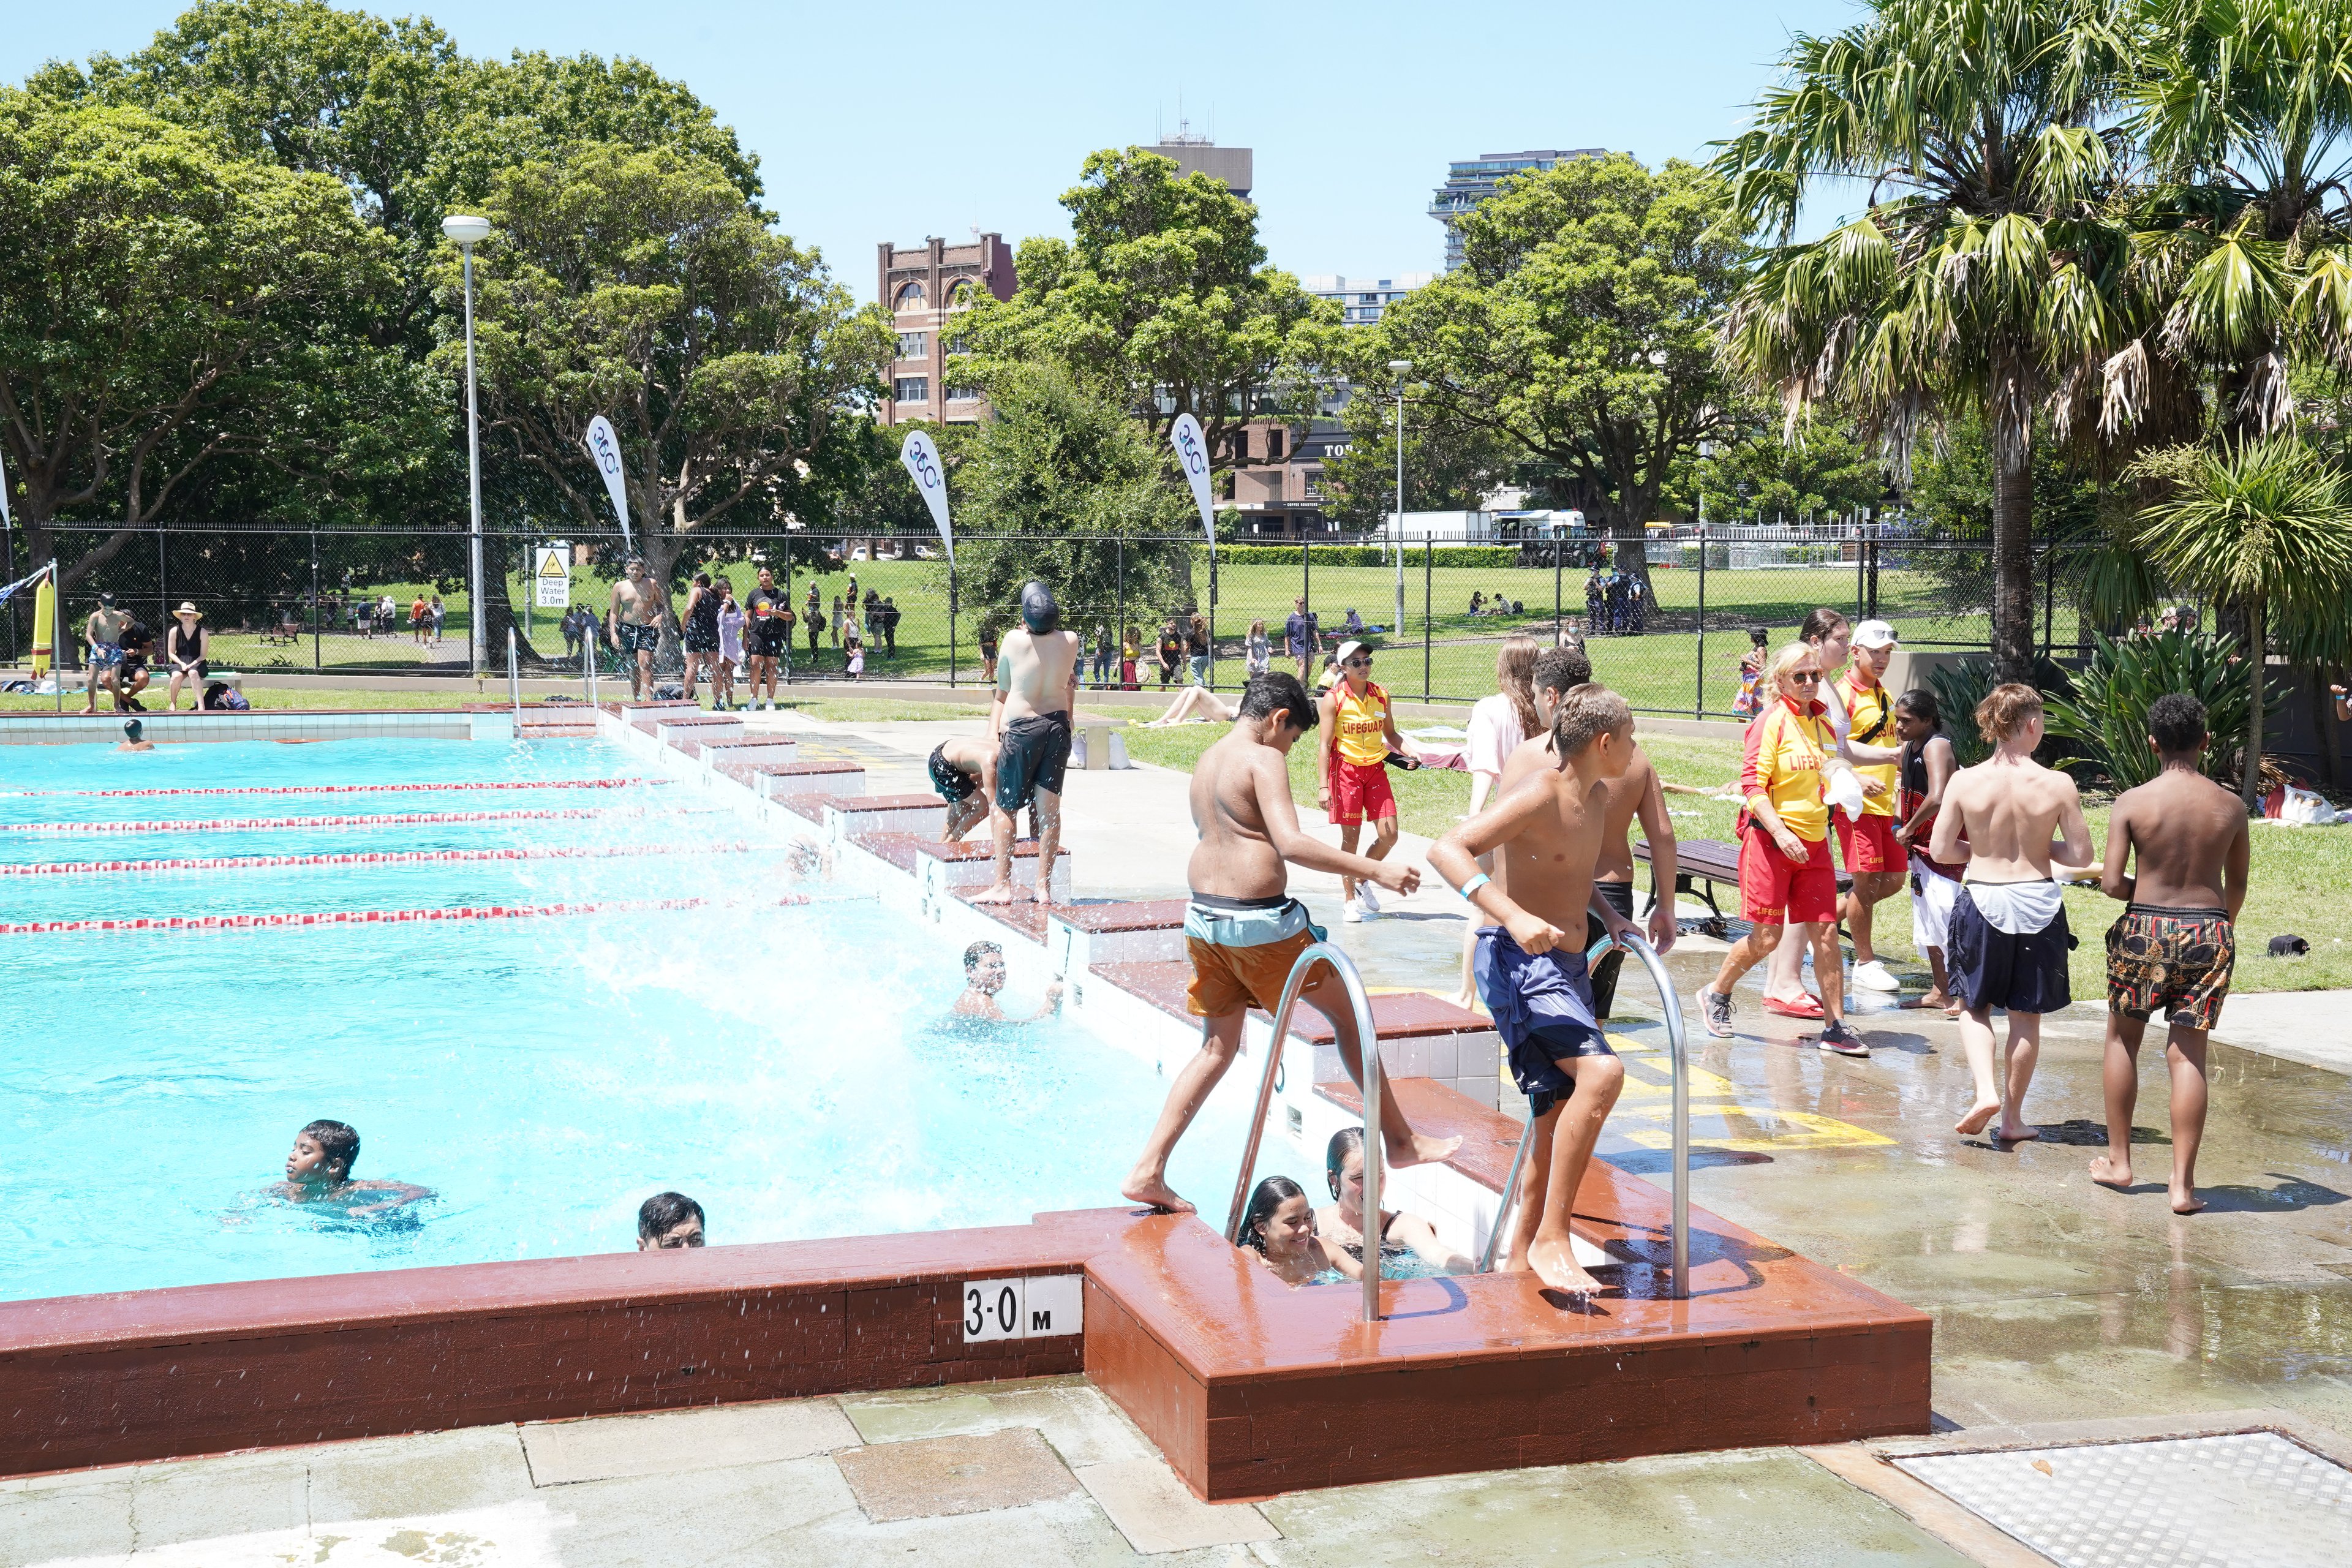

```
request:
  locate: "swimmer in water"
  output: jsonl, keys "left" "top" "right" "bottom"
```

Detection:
{"left": 1239, "top": 1175, "right": 1360, "bottom": 1287}
{"left": 1313, "top": 1127, "right": 1472, "bottom": 1275}
{"left": 276, "top": 1120, "right": 432, "bottom": 1218}
{"left": 952, "top": 940, "right": 1064, "bottom": 1021}
{"left": 636, "top": 1191, "right": 706, "bottom": 1249}
{"left": 116, "top": 719, "right": 154, "bottom": 753}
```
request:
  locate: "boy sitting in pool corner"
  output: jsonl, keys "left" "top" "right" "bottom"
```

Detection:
{"left": 278, "top": 1120, "right": 433, "bottom": 1218}
{"left": 1430, "top": 685, "right": 1640, "bottom": 1294}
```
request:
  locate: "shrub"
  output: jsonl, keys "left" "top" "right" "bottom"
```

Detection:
{"left": 2042, "top": 630, "right": 2283, "bottom": 791}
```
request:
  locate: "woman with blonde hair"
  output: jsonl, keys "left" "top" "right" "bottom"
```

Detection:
{"left": 1697, "top": 641, "right": 1865, "bottom": 1055}
{"left": 1451, "top": 635, "right": 1545, "bottom": 1008}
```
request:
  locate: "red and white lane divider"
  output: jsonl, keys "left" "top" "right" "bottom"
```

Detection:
{"left": 0, "top": 807, "right": 644, "bottom": 835}
{"left": 0, "top": 842, "right": 756, "bottom": 877}
{"left": 12, "top": 778, "right": 670, "bottom": 801}
{"left": 0, "top": 893, "right": 826, "bottom": 937}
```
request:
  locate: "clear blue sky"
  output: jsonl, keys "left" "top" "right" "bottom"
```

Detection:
{"left": 7, "top": 1, "right": 1863, "bottom": 301}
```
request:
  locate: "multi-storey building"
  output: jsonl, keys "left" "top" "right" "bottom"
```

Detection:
{"left": 875, "top": 234, "right": 1017, "bottom": 426}
{"left": 1300, "top": 274, "right": 1433, "bottom": 327}
{"left": 1429, "top": 149, "right": 1607, "bottom": 270}
{"left": 1150, "top": 130, "right": 1251, "bottom": 197}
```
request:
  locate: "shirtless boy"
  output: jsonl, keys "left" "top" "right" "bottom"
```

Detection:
{"left": 954, "top": 940, "right": 1065, "bottom": 1021}
{"left": 82, "top": 594, "right": 132, "bottom": 715}
{"left": 976, "top": 581, "right": 1081, "bottom": 907}
{"left": 277, "top": 1120, "right": 433, "bottom": 1219}
{"left": 1121, "top": 673, "right": 1459, "bottom": 1214}
{"left": 1928, "top": 682, "right": 2092, "bottom": 1141}
{"left": 607, "top": 557, "right": 664, "bottom": 701}
{"left": 927, "top": 733, "right": 998, "bottom": 845}
{"left": 2090, "top": 693, "right": 2248, "bottom": 1214}
{"left": 1572, "top": 653, "right": 1678, "bottom": 1014}
{"left": 1430, "top": 685, "right": 1642, "bottom": 1292}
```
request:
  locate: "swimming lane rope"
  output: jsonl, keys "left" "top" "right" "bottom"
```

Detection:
{"left": 0, "top": 807, "right": 658, "bottom": 835}
{"left": 0, "top": 893, "right": 840, "bottom": 937}
{"left": 0, "top": 842, "right": 758, "bottom": 877}
{"left": 10, "top": 777, "right": 671, "bottom": 800}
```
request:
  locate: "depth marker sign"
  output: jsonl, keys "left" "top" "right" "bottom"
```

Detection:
{"left": 960, "top": 1274, "right": 1084, "bottom": 1343}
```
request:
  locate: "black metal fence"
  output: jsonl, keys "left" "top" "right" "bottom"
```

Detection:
{"left": 4, "top": 524, "right": 2165, "bottom": 718}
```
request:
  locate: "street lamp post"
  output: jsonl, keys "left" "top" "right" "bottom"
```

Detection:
{"left": 442, "top": 214, "right": 493, "bottom": 681}
{"left": 1387, "top": 359, "right": 1411, "bottom": 642}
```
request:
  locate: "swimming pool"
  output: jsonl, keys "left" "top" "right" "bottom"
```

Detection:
{"left": 0, "top": 734, "right": 1250, "bottom": 1303}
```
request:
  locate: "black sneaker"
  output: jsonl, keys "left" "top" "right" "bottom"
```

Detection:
{"left": 1700, "top": 988, "right": 1734, "bottom": 1039}
{"left": 1816, "top": 1021, "right": 1869, "bottom": 1057}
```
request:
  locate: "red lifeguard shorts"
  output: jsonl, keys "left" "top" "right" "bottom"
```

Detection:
{"left": 1835, "top": 811, "right": 1902, "bottom": 874}
{"left": 1739, "top": 823, "right": 1838, "bottom": 925}
{"left": 1330, "top": 758, "right": 1396, "bottom": 827}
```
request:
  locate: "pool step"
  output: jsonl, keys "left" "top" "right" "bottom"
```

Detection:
{"left": 745, "top": 760, "right": 865, "bottom": 801}
{"left": 823, "top": 793, "right": 946, "bottom": 839}
{"left": 698, "top": 736, "right": 799, "bottom": 769}
{"left": 1047, "top": 899, "right": 1188, "bottom": 974}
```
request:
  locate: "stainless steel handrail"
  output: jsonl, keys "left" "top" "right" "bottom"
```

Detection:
{"left": 582, "top": 627, "right": 599, "bottom": 707}
{"left": 1220, "top": 939, "right": 1389, "bottom": 1324}
{"left": 1474, "top": 930, "right": 1690, "bottom": 1299}
{"left": 507, "top": 627, "right": 521, "bottom": 715}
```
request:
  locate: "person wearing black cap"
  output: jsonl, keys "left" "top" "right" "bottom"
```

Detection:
{"left": 606, "top": 556, "right": 664, "bottom": 701}
{"left": 117, "top": 718, "right": 154, "bottom": 753}
{"left": 974, "top": 580, "right": 1081, "bottom": 907}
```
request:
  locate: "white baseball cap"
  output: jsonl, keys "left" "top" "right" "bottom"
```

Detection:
{"left": 1335, "top": 639, "right": 1370, "bottom": 665}
{"left": 1853, "top": 619, "right": 1898, "bottom": 649}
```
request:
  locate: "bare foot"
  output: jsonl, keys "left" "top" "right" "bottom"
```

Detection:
{"left": 2169, "top": 1187, "right": 2206, "bottom": 1215}
{"left": 1528, "top": 1235, "right": 1600, "bottom": 1294}
{"left": 1904, "top": 989, "right": 1952, "bottom": 1011}
{"left": 2088, "top": 1155, "right": 2133, "bottom": 1189}
{"left": 1955, "top": 1099, "right": 2001, "bottom": 1136}
{"left": 1118, "top": 1173, "right": 1195, "bottom": 1214}
{"left": 1030, "top": 887, "right": 1054, "bottom": 907}
{"left": 1385, "top": 1132, "right": 1463, "bottom": 1169}
{"left": 969, "top": 882, "right": 1015, "bottom": 905}
{"left": 1995, "top": 1121, "right": 2041, "bottom": 1143}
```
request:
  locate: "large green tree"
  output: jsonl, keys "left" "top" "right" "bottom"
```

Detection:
{"left": 1716, "top": 0, "right": 2135, "bottom": 681}
{"left": 1366, "top": 154, "right": 1744, "bottom": 608}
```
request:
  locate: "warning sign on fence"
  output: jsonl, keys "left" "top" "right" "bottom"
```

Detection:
{"left": 534, "top": 543, "right": 570, "bottom": 608}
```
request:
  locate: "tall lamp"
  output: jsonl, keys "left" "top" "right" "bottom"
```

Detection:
{"left": 442, "top": 214, "right": 494, "bottom": 680}
{"left": 1388, "top": 359, "right": 1412, "bottom": 641}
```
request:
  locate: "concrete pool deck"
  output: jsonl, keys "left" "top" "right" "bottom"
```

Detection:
{"left": 9, "top": 706, "right": 2351, "bottom": 1564}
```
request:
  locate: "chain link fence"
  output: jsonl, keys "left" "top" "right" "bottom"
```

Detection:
{"left": 4, "top": 524, "right": 2171, "bottom": 715}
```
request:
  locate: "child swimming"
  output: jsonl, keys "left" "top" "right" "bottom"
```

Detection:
{"left": 1238, "top": 1175, "right": 1360, "bottom": 1287}
{"left": 276, "top": 1119, "right": 433, "bottom": 1219}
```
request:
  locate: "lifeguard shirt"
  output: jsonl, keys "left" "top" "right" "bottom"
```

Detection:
{"left": 1333, "top": 680, "right": 1392, "bottom": 766}
{"left": 1741, "top": 696, "right": 1835, "bottom": 842}
{"left": 1831, "top": 673, "right": 1898, "bottom": 816}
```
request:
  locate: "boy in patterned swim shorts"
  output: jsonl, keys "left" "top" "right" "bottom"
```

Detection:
{"left": 2092, "top": 694, "right": 2249, "bottom": 1215}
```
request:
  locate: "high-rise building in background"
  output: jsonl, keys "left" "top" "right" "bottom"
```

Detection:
{"left": 1430, "top": 149, "right": 1607, "bottom": 270}
{"left": 876, "top": 234, "right": 1017, "bottom": 426}
{"left": 1301, "top": 274, "right": 1434, "bottom": 327}
{"left": 1150, "top": 125, "right": 1251, "bottom": 197}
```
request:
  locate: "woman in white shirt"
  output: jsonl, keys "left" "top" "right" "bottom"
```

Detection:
{"left": 1451, "top": 635, "right": 1544, "bottom": 1008}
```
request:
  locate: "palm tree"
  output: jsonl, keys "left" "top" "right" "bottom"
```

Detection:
{"left": 1716, "top": 0, "right": 2135, "bottom": 682}
{"left": 2133, "top": 434, "right": 2352, "bottom": 805}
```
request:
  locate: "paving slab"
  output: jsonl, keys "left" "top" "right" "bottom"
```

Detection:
{"left": 1, "top": 1475, "right": 134, "bottom": 1565}
{"left": 834, "top": 1427, "right": 1081, "bottom": 1524}
{"left": 521, "top": 1396, "right": 859, "bottom": 1486}
{"left": 307, "top": 1424, "right": 534, "bottom": 1521}
{"left": 1075, "top": 1458, "right": 1280, "bottom": 1554}
{"left": 2211, "top": 989, "right": 2352, "bottom": 1075}
{"left": 835, "top": 1374, "right": 1155, "bottom": 1467}
{"left": 514, "top": 1453, "right": 861, "bottom": 1567}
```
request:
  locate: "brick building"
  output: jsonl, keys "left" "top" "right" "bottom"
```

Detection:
{"left": 876, "top": 235, "right": 1017, "bottom": 426}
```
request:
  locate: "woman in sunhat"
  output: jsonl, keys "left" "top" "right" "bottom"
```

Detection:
{"left": 164, "top": 602, "right": 210, "bottom": 713}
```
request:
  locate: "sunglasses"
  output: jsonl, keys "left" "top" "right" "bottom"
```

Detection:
{"left": 1789, "top": 671, "right": 1822, "bottom": 683}
{"left": 1345, "top": 657, "right": 1372, "bottom": 668}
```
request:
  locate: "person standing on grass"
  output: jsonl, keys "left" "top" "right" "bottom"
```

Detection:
{"left": 714, "top": 579, "right": 745, "bottom": 710}
{"left": 1246, "top": 618, "right": 1271, "bottom": 677}
{"left": 606, "top": 556, "right": 663, "bottom": 702}
{"left": 430, "top": 595, "right": 445, "bottom": 646}
{"left": 974, "top": 582, "right": 1080, "bottom": 909}
{"left": 1319, "top": 639, "right": 1410, "bottom": 924}
{"left": 978, "top": 617, "right": 1000, "bottom": 684}
{"left": 1120, "top": 625, "right": 1140, "bottom": 690}
{"left": 410, "top": 594, "right": 429, "bottom": 644}
{"left": 1892, "top": 688, "right": 1964, "bottom": 1016}
{"left": 1831, "top": 620, "right": 1908, "bottom": 994}
{"left": 804, "top": 582, "right": 823, "bottom": 659}
{"left": 1121, "top": 671, "right": 1455, "bottom": 1215}
{"left": 1430, "top": 685, "right": 1642, "bottom": 1292}
{"left": 1157, "top": 617, "right": 1183, "bottom": 688}
{"left": 679, "top": 571, "right": 722, "bottom": 705}
{"left": 1284, "top": 595, "right": 1321, "bottom": 684}
{"left": 1186, "top": 610, "right": 1211, "bottom": 688}
{"left": 1930, "top": 683, "right": 2093, "bottom": 1142}
{"left": 1697, "top": 643, "right": 1868, "bottom": 1057}
{"left": 2091, "top": 694, "right": 2248, "bottom": 1215}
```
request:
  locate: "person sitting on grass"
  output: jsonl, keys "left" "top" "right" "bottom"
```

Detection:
{"left": 277, "top": 1119, "right": 432, "bottom": 1219}
{"left": 1313, "top": 1128, "right": 1472, "bottom": 1275}
{"left": 636, "top": 1191, "right": 706, "bottom": 1250}
{"left": 952, "top": 940, "right": 1065, "bottom": 1022}
{"left": 1238, "top": 1175, "right": 1360, "bottom": 1287}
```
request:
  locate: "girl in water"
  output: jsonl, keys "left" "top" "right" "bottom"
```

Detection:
{"left": 1238, "top": 1175, "right": 1360, "bottom": 1287}
{"left": 1313, "top": 1128, "right": 1472, "bottom": 1274}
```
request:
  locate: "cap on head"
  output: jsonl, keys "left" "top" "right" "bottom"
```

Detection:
{"left": 123, "top": 719, "right": 143, "bottom": 741}
{"left": 1853, "top": 619, "right": 1898, "bottom": 650}
{"left": 97, "top": 592, "right": 115, "bottom": 608}
{"left": 1019, "top": 580, "right": 1059, "bottom": 634}
{"left": 1335, "top": 639, "right": 1368, "bottom": 667}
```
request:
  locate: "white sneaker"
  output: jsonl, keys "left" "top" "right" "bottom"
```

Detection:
{"left": 1342, "top": 899, "right": 1365, "bottom": 923}
{"left": 1357, "top": 883, "right": 1382, "bottom": 914}
{"left": 1852, "top": 959, "right": 1901, "bottom": 992}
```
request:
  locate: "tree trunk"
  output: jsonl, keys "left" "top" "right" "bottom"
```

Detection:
{"left": 1988, "top": 393, "right": 2037, "bottom": 685}
{"left": 2241, "top": 595, "right": 2266, "bottom": 812}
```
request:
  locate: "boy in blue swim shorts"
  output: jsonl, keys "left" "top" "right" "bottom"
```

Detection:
{"left": 1432, "top": 684, "right": 1640, "bottom": 1294}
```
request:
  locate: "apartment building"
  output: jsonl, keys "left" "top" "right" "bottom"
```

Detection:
{"left": 1300, "top": 273, "right": 1433, "bottom": 326}
{"left": 1221, "top": 418, "right": 1346, "bottom": 540}
{"left": 876, "top": 234, "right": 1017, "bottom": 426}
{"left": 1429, "top": 148, "right": 1607, "bottom": 270}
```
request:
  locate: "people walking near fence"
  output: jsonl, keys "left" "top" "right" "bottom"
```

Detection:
{"left": 163, "top": 603, "right": 209, "bottom": 714}
{"left": 746, "top": 567, "right": 789, "bottom": 707}
{"left": 1319, "top": 639, "right": 1411, "bottom": 924}
{"left": 1285, "top": 595, "right": 1321, "bottom": 684}
{"left": 1893, "top": 688, "right": 1963, "bottom": 1015}
{"left": 1697, "top": 642, "right": 1866, "bottom": 1055}
{"left": 1246, "top": 618, "right": 1270, "bottom": 677}
{"left": 410, "top": 595, "right": 429, "bottom": 644}
{"left": 1930, "top": 682, "right": 2093, "bottom": 1141}
{"left": 607, "top": 556, "right": 663, "bottom": 702}
{"left": 804, "top": 583, "right": 823, "bottom": 659}
{"left": 975, "top": 581, "right": 1079, "bottom": 910}
{"left": 978, "top": 618, "right": 999, "bottom": 684}
{"left": 1832, "top": 620, "right": 1907, "bottom": 993}
{"left": 431, "top": 595, "right": 445, "bottom": 646}
{"left": 882, "top": 596, "right": 899, "bottom": 658}
{"left": 2090, "top": 693, "right": 2248, "bottom": 1215}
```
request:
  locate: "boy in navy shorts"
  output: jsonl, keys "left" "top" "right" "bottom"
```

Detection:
{"left": 1431, "top": 685, "right": 1641, "bottom": 1293}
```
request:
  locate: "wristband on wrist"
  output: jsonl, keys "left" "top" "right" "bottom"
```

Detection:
{"left": 1458, "top": 872, "right": 1491, "bottom": 900}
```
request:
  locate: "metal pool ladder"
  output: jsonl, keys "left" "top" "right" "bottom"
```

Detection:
{"left": 1221, "top": 940, "right": 1390, "bottom": 1324}
{"left": 506, "top": 627, "right": 521, "bottom": 715}
{"left": 1473, "top": 931, "right": 1692, "bottom": 1300}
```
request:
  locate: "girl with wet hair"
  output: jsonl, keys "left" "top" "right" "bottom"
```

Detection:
{"left": 1313, "top": 1128, "right": 1473, "bottom": 1275}
{"left": 1238, "top": 1175, "right": 1360, "bottom": 1286}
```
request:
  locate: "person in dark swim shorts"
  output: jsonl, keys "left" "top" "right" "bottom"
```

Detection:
{"left": 1475, "top": 932, "right": 1616, "bottom": 1119}
{"left": 927, "top": 733, "right": 995, "bottom": 843}
{"left": 995, "top": 709, "right": 1072, "bottom": 815}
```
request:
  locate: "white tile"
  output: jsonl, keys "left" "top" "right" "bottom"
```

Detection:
{"left": 521, "top": 1397, "right": 860, "bottom": 1486}
{"left": 1074, "top": 1459, "right": 1279, "bottom": 1553}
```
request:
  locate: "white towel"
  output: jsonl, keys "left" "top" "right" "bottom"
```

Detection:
{"left": 1961, "top": 878, "right": 2065, "bottom": 935}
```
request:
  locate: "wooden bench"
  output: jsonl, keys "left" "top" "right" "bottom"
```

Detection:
{"left": 1637, "top": 836, "right": 1853, "bottom": 938}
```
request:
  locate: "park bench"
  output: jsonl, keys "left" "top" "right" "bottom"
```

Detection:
{"left": 1635, "top": 836, "right": 1853, "bottom": 940}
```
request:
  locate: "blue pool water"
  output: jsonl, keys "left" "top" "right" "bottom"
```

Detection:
{"left": 0, "top": 737, "right": 1248, "bottom": 1303}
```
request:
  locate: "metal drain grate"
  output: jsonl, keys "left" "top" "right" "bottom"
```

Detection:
{"left": 1895, "top": 1431, "right": 2352, "bottom": 1568}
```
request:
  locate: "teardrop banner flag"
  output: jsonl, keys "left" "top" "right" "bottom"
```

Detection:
{"left": 1170, "top": 413, "right": 1216, "bottom": 551}
{"left": 583, "top": 417, "right": 633, "bottom": 553}
{"left": 899, "top": 429, "right": 953, "bottom": 564}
